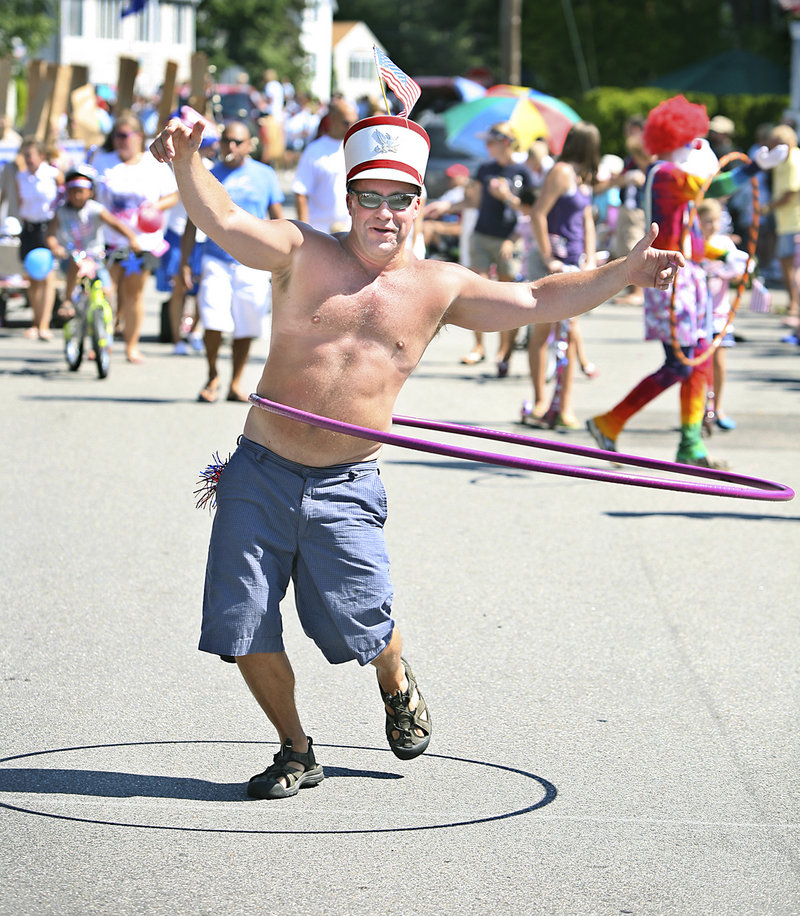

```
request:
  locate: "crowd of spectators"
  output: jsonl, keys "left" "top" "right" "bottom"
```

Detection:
{"left": 1, "top": 78, "right": 798, "bottom": 447}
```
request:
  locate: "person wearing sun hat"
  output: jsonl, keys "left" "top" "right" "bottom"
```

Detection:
{"left": 149, "top": 102, "right": 683, "bottom": 800}
{"left": 461, "top": 120, "right": 534, "bottom": 372}
{"left": 707, "top": 114, "right": 736, "bottom": 159}
{"left": 764, "top": 122, "right": 800, "bottom": 330}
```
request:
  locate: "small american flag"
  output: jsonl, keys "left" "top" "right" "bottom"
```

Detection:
{"left": 749, "top": 276, "right": 772, "bottom": 313}
{"left": 373, "top": 47, "right": 421, "bottom": 118}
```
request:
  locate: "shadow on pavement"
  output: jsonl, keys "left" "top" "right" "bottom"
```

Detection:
{"left": 0, "top": 738, "right": 557, "bottom": 835}
{"left": 606, "top": 510, "right": 800, "bottom": 522}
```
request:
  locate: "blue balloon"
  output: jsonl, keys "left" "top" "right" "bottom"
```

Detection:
{"left": 24, "top": 247, "right": 54, "bottom": 281}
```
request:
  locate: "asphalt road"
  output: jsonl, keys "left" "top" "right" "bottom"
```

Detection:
{"left": 1, "top": 274, "right": 799, "bottom": 915}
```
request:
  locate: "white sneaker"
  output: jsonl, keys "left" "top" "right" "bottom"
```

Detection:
{"left": 173, "top": 340, "right": 189, "bottom": 356}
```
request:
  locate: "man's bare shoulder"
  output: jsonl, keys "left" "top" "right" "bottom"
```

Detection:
{"left": 289, "top": 221, "right": 352, "bottom": 253}
{"left": 389, "top": 253, "right": 476, "bottom": 295}
{"left": 281, "top": 220, "right": 348, "bottom": 260}
{"left": 272, "top": 220, "right": 358, "bottom": 290}
{"left": 387, "top": 256, "right": 482, "bottom": 306}
{"left": 402, "top": 257, "right": 486, "bottom": 324}
{"left": 415, "top": 256, "right": 472, "bottom": 275}
{"left": 422, "top": 255, "right": 492, "bottom": 284}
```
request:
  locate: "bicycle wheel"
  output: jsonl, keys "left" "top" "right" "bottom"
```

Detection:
{"left": 91, "top": 305, "right": 112, "bottom": 379}
{"left": 64, "top": 310, "right": 85, "bottom": 371}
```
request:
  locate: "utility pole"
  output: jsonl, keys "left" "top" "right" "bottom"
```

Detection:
{"left": 560, "top": 0, "right": 591, "bottom": 93}
{"left": 789, "top": 19, "right": 800, "bottom": 126}
{"left": 500, "top": 0, "right": 522, "bottom": 86}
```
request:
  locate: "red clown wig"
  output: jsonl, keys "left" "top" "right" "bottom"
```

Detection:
{"left": 643, "top": 95, "right": 709, "bottom": 156}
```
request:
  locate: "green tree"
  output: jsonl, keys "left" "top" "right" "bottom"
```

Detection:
{"left": 521, "top": 0, "right": 790, "bottom": 97}
{"left": 195, "top": 0, "right": 308, "bottom": 90}
{"left": 335, "top": 0, "right": 501, "bottom": 79}
{"left": 0, "top": 0, "right": 55, "bottom": 60}
{"left": 336, "top": 0, "right": 790, "bottom": 98}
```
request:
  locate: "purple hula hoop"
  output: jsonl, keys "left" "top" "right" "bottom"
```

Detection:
{"left": 248, "top": 395, "right": 794, "bottom": 502}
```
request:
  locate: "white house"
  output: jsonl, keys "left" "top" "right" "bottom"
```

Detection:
{"left": 29, "top": 3, "right": 374, "bottom": 108}
{"left": 300, "top": 0, "right": 336, "bottom": 103}
{"left": 331, "top": 21, "right": 384, "bottom": 104}
{"left": 41, "top": 0, "right": 198, "bottom": 97}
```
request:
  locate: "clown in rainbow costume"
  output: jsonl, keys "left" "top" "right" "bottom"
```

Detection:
{"left": 587, "top": 95, "right": 786, "bottom": 467}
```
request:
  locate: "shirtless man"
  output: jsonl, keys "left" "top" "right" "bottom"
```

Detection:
{"left": 151, "top": 114, "right": 682, "bottom": 800}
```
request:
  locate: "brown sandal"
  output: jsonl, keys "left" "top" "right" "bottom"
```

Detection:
{"left": 247, "top": 737, "right": 324, "bottom": 799}
{"left": 379, "top": 658, "right": 431, "bottom": 760}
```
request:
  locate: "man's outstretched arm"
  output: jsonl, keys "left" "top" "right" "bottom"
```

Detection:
{"left": 150, "top": 119, "right": 302, "bottom": 273}
{"left": 445, "top": 223, "right": 684, "bottom": 332}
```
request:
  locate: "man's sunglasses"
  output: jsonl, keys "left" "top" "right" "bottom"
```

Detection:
{"left": 221, "top": 137, "right": 247, "bottom": 145}
{"left": 348, "top": 189, "right": 419, "bottom": 211}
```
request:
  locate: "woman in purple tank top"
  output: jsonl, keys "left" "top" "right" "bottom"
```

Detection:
{"left": 525, "top": 122, "right": 601, "bottom": 428}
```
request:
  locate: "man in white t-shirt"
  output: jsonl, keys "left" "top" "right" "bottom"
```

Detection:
{"left": 291, "top": 98, "right": 358, "bottom": 233}
{"left": 263, "top": 69, "right": 285, "bottom": 122}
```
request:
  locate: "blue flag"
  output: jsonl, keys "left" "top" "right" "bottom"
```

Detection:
{"left": 121, "top": 0, "right": 148, "bottom": 17}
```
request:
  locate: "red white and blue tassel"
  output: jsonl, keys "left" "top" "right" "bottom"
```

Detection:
{"left": 194, "top": 451, "right": 230, "bottom": 511}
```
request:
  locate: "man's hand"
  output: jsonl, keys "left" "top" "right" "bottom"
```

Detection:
{"left": 488, "top": 176, "right": 513, "bottom": 202}
{"left": 626, "top": 223, "right": 684, "bottom": 291}
{"left": 424, "top": 199, "right": 450, "bottom": 219}
{"left": 149, "top": 118, "right": 204, "bottom": 165}
{"left": 624, "top": 169, "right": 646, "bottom": 188}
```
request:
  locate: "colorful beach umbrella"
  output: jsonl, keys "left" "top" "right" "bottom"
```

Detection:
{"left": 441, "top": 94, "right": 549, "bottom": 158}
{"left": 486, "top": 85, "right": 581, "bottom": 155}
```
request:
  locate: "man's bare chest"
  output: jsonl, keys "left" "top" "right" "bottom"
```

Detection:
{"left": 282, "top": 268, "right": 445, "bottom": 345}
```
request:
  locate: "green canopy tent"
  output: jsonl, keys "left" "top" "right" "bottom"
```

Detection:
{"left": 648, "top": 50, "right": 788, "bottom": 95}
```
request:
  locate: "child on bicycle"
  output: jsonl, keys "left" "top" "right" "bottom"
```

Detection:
{"left": 45, "top": 167, "right": 140, "bottom": 317}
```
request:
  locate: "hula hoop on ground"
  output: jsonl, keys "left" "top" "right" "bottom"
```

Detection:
{"left": 248, "top": 395, "right": 794, "bottom": 502}
{"left": 668, "top": 151, "right": 759, "bottom": 368}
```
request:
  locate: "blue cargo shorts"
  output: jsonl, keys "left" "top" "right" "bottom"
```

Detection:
{"left": 199, "top": 436, "right": 395, "bottom": 665}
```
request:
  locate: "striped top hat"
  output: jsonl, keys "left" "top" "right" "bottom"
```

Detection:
{"left": 343, "top": 115, "right": 430, "bottom": 190}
